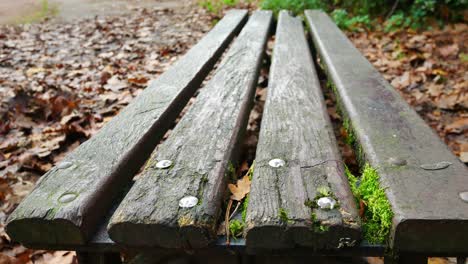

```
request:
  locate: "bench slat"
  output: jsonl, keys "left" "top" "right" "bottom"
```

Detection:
{"left": 108, "top": 11, "right": 273, "bottom": 248}
{"left": 244, "top": 11, "right": 360, "bottom": 250}
{"left": 6, "top": 10, "right": 248, "bottom": 246}
{"left": 306, "top": 10, "right": 468, "bottom": 253}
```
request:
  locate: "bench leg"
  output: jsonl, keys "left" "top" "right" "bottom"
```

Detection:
{"left": 457, "top": 257, "right": 467, "bottom": 264}
{"left": 76, "top": 252, "right": 122, "bottom": 264}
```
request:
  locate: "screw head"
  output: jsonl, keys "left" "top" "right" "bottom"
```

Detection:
{"left": 58, "top": 193, "right": 78, "bottom": 203}
{"left": 459, "top": 192, "right": 468, "bottom": 203}
{"left": 57, "top": 161, "right": 73, "bottom": 169}
{"left": 156, "top": 160, "right": 172, "bottom": 169}
{"left": 420, "top": 161, "right": 452, "bottom": 171}
{"left": 179, "top": 196, "right": 198, "bottom": 208}
{"left": 388, "top": 157, "right": 407, "bottom": 166}
{"left": 317, "top": 197, "right": 337, "bottom": 210}
{"left": 268, "top": 158, "right": 285, "bottom": 168}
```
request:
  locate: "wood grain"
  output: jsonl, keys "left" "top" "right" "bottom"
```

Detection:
{"left": 6, "top": 10, "right": 248, "bottom": 246}
{"left": 108, "top": 11, "right": 273, "bottom": 248}
{"left": 245, "top": 11, "right": 360, "bottom": 250}
{"left": 306, "top": 10, "right": 468, "bottom": 253}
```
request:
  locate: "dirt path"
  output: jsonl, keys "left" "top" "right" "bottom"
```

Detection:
{"left": 0, "top": 0, "right": 191, "bottom": 24}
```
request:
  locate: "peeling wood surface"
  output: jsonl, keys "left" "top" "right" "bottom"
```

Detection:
{"left": 244, "top": 11, "right": 360, "bottom": 250}
{"left": 306, "top": 10, "right": 468, "bottom": 253}
{"left": 108, "top": 11, "right": 273, "bottom": 248}
{"left": 5, "top": 10, "right": 248, "bottom": 246}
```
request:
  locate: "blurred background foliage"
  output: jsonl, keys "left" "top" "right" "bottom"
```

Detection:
{"left": 198, "top": 0, "right": 467, "bottom": 31}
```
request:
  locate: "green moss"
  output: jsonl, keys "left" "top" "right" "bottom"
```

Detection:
{"left": 317, "top": 186, "right": 331, "bottom": 197}
{"left": 241, "top": 195, "right": 249, "bottom": 222}
{"left": 239, "top": 162, "right": 254, "bottom": 222}
{"left": 460, "top": 53, "right": 468, "bottom": 63}
{"left": 343, "top": 118, "right": 356, "bottom": 146}
{"left": 278, "top": 208, "right": 293, "bottom": 224}
{"left": 226, "top": 162, "right": 236, "bottom": 181}
{"left": 304, "top": 199, "right": 314, "bottom": 208}
{"left": 309, "top": 212, "right": 329, "bottom": 233}
{"left": 246, "top": 161, "right": 255, "bottom": 180}
{"left": 345, "top": 164, "right": 393, "bottom": 244}
{"left": 229, "top": 219, "right": 244, "bottom": 239}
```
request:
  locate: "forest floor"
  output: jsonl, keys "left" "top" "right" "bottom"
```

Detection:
{"left": 0, "top": 0, "right": 466, "bottom": 263}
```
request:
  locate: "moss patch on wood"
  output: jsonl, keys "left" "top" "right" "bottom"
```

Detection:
{"left": 310, "top": 212, "right": 330, "bottom": 233}
{"left": 229, "top": 219, "right": 244, "bottom": 239}
{"left": 345, "top": 164, "right": 393, "bottom": 244}
{"left": 278, "top": 207, "right": 293, "bottom": 224}
{"left": 241, "top": 195, "right": 249, "bottom": 222}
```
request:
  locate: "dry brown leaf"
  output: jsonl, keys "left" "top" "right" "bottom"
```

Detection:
{"left": 33, "top": 251, "right": 77, "bottom": 264}
{"left": 437, "top": 94, "right": 459, "bottom": 109}
{"left": 128, "top": 75, "right": 149, "bottom": 87}
{"left": 439, "top": 44, "right": 459, "bottom": 58}
{"left": 460, "top": 143, "right": 468, "bottom": 163}
{"left": 445, "top": 118, "right": 468, "bottom": 134}
{"left": 428, "top": 257, "right": 451, "bottom": 264}
{"left": 228, "top": 175, "right": 251, "bottom": 201}
{"left": 460, "top": 152, "right": 468, "bottom": 163}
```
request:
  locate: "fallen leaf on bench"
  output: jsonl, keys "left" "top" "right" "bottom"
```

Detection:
{"left": 228, "top": 175, "right": 251, "bottom": 201}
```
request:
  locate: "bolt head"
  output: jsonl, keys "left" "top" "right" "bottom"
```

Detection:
{"left": 179, "top": 196, "right": 198, "bottom": 208}
{"left": 420, "top": 161, "right": 452, "bottom": 171}
{"left": 156, "top": 160, "right": 172, "bottom": 169}
{"left": 317, "top": 197, "right": 337, "bottom": 210}
{"left": 388, "top": 157, "right": 407, "bottom": 166}
{"left": 58, "top": 193, "right": 78, "bottom": 203}
{"left": 268, "top": 158, "right": 285, "bottom": 168}
{"left": 57, "top": 161, "right": 73, "bottom": 169}
{"left": 459, "top": 192, "right": 468, "bottom": 203}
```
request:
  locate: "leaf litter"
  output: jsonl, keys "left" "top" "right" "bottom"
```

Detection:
{"left": 347, "top": 24, "right": 467, "bottom": 164}
{"left": 0, "top": 3, "right": 212, "bottom": 263}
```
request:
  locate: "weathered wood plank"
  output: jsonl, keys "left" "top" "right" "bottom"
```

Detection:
{"left": 306, "top": 10, "right": 468, "bottom": 253}
{"left": 108, "top": 11, "right": 273, "bottom": 248}
{"left": 244, "top": 11, "right": 360, "bottom": 250}
{"left": 6, "top": 10, "right": 248, "bottom": 246}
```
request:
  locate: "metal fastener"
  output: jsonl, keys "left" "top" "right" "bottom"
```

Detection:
{"left": 57, "top": 161, "right": 73, "bottom": 169}
{"left": 156, "top": 160, "right": 172, "bottom": 169}
{"left": 269, "top": 158, "right": 285, "bottom": 168}
{"left": 317, "top": 197, "right": 337, "bottom": 210}
{"left": 58, "top": 193, "right": 78, "bottom": 203}
{"left": 420, "top": 161, "right": 452, "bottom": 171}
{"left": 388, "top": 157, "right": 407, "bottom": 166}
{"left": 179, "top": 196, "right": 198, "bottom": 208}
{"left": 459, "top": 192, "right": 468, "bottom": 203}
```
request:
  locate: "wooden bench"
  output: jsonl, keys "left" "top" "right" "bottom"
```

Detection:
{"left": 6, "top": 9, "right": 468, "bottom": 264}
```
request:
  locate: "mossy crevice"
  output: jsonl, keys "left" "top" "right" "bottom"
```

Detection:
{"left": 345, "top": 164, "right": 393, "bottom": 244}
{"left": 225, "top": 162, "right": 255, "bottom": 238}
{"left": 229, "top": 219, "right": 244, "bottom": 239}
{"left": 309, "top": 212, "right": 330, "bottom": 233}
{"left": 278, "top": 207, "right": 294, "bottom": 224}
{"left": 310, "top": 30, "right": 393, "bottom": 245}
